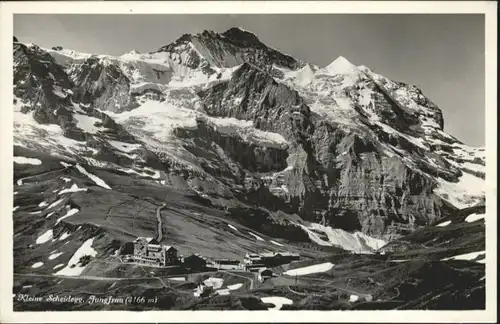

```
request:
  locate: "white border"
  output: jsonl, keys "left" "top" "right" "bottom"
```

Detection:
{"left": 0, "top": 1, "right": 497, "bottom": 323}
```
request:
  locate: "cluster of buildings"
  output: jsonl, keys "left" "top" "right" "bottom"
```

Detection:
{"left": 128, "top": 237, "right": 300, "bottom": 274}
{"left": 243, "top": 252, "right": 300, "bottom": 270}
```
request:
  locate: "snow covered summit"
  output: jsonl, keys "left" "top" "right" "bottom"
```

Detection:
{"left": 323, "top": 55, "right": 359, "bottom": 75}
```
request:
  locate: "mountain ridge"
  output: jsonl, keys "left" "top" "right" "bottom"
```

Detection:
{"left": 13, "top": 27, "right": 485, "bottom": 253}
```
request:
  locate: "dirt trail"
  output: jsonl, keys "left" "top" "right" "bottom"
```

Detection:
{"left": 156, "top": 203, "right": 167, "bottom": 242}
{"left": 15, "top": 166, "right": 67, "bottom": 184}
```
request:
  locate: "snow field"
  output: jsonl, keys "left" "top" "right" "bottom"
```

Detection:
{"left": 283, "top": 262, "right": 334, "bottom": 276}
{"left": 55, "top": 238, "right": 97, "bottom": 276}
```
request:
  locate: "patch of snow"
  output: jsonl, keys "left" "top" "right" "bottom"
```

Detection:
{"left": 59, "top": 232, "right": 71, "bottom": 241}
{"left": 297, "top": 222, "right": 386, "bottom": 253}
{"left": 215, "top": 289, "right": 231, "bottom": 296}
{"left": 53, "top": 263, "right": 65, "bottom": 270}
{"left": 203, "top": 277, "right": 224, "bottom": 289}
{"left": 17, "top": 179, "right": 23, "bottom": 186}
{"left": 13, "top": 206, "right": 19, "bottom": 212}
{"left": 270, "top": 240, "right": 285, "bottom": 247}
{"left": 248, "top": 232, "right": 265, "bottom": 241}
{"left": 349, "top": 295, "right": 359, "bottom": 302}
{"left": 261, "top": 296, "right": 293, "bottom": 310}
{"left": 47, "top": 198, "right": 65, "bottom": 209}
{"left": 36, "top": 229, "right": 53, "bottom": 244}
{"left": 461, "top": 161, "right": 485, "bottom": 173}
{"left": 58, "top": 183, "right": 88, "bottom": 195}
{"left": 38, "top": 201, "right": 48, "bottom": 207}
{"left": 23, "top": 285, "right": 33, "bottom": 289}
{"left": 60, "top": 162, "right": 72, "bottom": 168}
{"left": 46, "top": 212, "right": 55, "bottom": 218}
{"left": 283, "top": 262, "right": 334, "bottom": 276}
{"left": 276, "top": 64, "right": 316, "bottom": 86}
{"left": 228, "top": 224, "right": 239, "bottom": 232}
{"left": 73, "top": 113, "right": 106, "bottom": 134}
{"left": 168, "top": 277, "right": 186, "bottom": 282}
{"left": 442, "top": 251, "right": 485, "bottom": 263}
{"left": 55, "top": 237, "right": 97, "bottom": 276}
{"left": 436, "top": 220, "right": 451, "bottom": 227}
{"left": 31, "top": 262, "right": 44, "bottom": 269}
{"left": 117, "top": 167, "right": 161, "bottom": 180}
{"left": 75, "top": 164, "right": 111, "bottom": 189}
{"left": 465, "top": 213, "right": 485, "bottom": 223}
{"left": 52, "top": 86, "right": 68, "bottom": 98}
{"left": 55, "top": 208, "right": 79, "bottom": 225}
{"left": 107, "top": 140, "right": 142, "bottom": 153}
{"left": 14, "top": 100, "right": 86, "bottom": 156}
{"left": 203, "top": 115, "right": 288, "bottom": 147}
{"left": 227, "top": 283, "right": 243, "bottom": 290}
{"left": 14, "top": 156, "right": 42, "bottom": 165}
{"left": 49, "top": 252, "right": 64, "bottom": 260}
{"left": 434, "top": 172, "right": 485, "bottom": 209}
{"left": 83, "top": 157, "right": 110, "bottom": 169}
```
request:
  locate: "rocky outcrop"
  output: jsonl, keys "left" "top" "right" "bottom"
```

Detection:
{"left": 69, "top": 56, "right": 133, "bottom": 113}
{"left": 175, "top": 119, "right": 289, "bottom": 174}
{"left": 13, "top": 39, "right": 166, "bottom": 172}
{"left": 198, "top": 62, "right": 313, "bottom": 142}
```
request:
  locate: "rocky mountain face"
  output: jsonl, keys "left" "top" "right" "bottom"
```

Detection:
{"left": 13, "top": 27, "right": 485, "bottom": 254}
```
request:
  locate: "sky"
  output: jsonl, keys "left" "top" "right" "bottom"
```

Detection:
{"left": 14, "top": 14, "right": 485, "bottom": 146}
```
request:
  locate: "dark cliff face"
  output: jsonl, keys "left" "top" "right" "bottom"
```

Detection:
{"left": 198, "top": 63, "right": 313, "bottom": 143}
{"left": 69, "top": 56, "right": 133, "bottom": 113}
{"left": 13, "top": 42, "right": 80, "bottom": 139}
{"left": 194, "top": 62, "right": 459, "bottom": 239}
{"left": 175, "top": 119, "right": 289, "bottom": 175}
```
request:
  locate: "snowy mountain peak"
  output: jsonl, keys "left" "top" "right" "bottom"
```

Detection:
{"left": 324, "top": 55, "right": 359, "bottom": 74}
{"left": 125, "top": 49, "right": 141, "bottom": 55}
{"left": 152, "top": 26, "right": 304, "bottom": 71}
{"left": 221, "top": 27, "right": 261, "bottom": 44}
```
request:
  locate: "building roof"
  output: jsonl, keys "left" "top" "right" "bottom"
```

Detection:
{"left": 164, "top": 245, "right": 176, "bottom": 251}
{"left": 185, "top": 254, "right": 207, "bottom": 261}
{"left": 134, "top": 237, "right": 156, "bottom": 243}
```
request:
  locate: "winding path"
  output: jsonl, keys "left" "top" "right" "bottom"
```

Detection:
{"left": 156, "top": 203, "right": 167, "bottom": 242}
{"left": 15, "top": 166, "right": 68, "bottom": 185}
